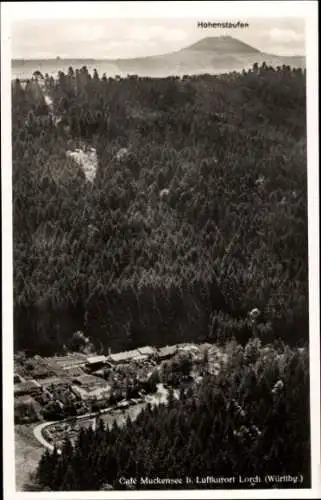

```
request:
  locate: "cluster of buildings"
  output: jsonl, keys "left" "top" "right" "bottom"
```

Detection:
{"left": 14, "top": 344, "right": 189, "bottom": 424}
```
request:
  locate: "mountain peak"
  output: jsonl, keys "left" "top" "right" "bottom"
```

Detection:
{"left": 183, "top": 36, "right": 261, "bottom": 54}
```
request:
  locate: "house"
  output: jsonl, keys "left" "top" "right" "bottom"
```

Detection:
{"left": 86, "top": 355, "right": 108, "bottom": 371}
{"left": 47, "top": 353, "right": 87, "bottom": 371}
{"left": 157, "top": 346, "right": 177, "bottom": 360}
{"left": 63, "top": 365, "right": 85, "bottom": 377}
{"left": 107, "top": 349, "right": 142, "bottom": 364}
{"left": 71, "top": 383, "right": 111, "bottom": 402}
{"left": 73, "top": 374, "right": 107, "bottom": 388}
{"left": 177, "top": 344, "right": 200, "bottom": 353}
{"left": 14, "top": 379, "right": 42, "bottom": 397}
{"left": 137, "top": 346, "right": 156, "bottom": 357}
{"left": 71, "top": 374, "right": 110, "bottom": 402}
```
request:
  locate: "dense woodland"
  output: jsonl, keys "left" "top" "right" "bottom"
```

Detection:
{"left": 34, "top": 339, "right": 310, "bottom": 490}
{"left": 12, "top": 63, "right": 307, "bottom": 355}
{"left": 13, "top": 63, "right": 310, "bottom": 491}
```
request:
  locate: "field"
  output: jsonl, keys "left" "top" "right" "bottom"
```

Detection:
{"left": 15, "top": 424, "right": 44, "bottom": 491}
{"left": 14, "top": 401, "right": 150, "bottom": 490}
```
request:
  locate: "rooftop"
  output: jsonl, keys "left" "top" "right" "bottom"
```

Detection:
{"left": 108, "top": 349, "right": 142, "bottom": 363}
{"left": 86, "top": 355, "right": 107, "bottom": 364}
{"left": 14, "top": 394, "right": 36, "bottom": 405}
{"left": 71, "top": 384, "right": 111, "bottom": 400}
{"left": 63, "top": 365, "right": 85, "bottom": 377}
{"left": 14, "top": 379, "right": 42, "bottom": 395}
{"left": 158, "top": 345, "right": 177, "bottom": 357}
{"left": 73, "top": 374, "right": 107, "bottom": 390}
{"left": 137, "top": 346, "right": 156, "bottom": 356}
{"left": 46, "top": 353, "right": 87, "bottom": 367}
{"left": 177, "top": 344, "right": 200, "bottom": 353}
{"left": 38, "top": 376, "right": 67, "bottom": 388}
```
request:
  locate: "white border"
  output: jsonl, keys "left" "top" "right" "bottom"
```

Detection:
{"left": 1, "top": 1, "right": 320, "bottom": 20}
{"left": 1, "top": 2, "right": 320, "bottom": 499}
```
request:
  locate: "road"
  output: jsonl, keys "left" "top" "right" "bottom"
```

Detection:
{"left": 33, "top": 409, "right": 112, "bottom": 450}
{"left": 32, "top": 383, "right": 174, "bottom": 451}
{"left": 33, "top": 421, "right": 56, "bottom": 451}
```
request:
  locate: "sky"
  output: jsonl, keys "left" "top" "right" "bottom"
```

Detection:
{"left": 11, "top": 17, "right": 305, "bottom": 60}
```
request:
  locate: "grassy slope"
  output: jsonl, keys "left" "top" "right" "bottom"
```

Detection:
{"left": 15, "top": 424, "right": 44, "bottom": 491}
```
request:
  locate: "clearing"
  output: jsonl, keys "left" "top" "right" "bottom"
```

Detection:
{"left": 15, "top": 423, "right": 44, "bottom": 491}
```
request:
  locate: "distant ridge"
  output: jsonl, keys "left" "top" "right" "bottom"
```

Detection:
{"left": 181, "top": 36, "right": 261, "bottom": 54}
{"left": 12, "top": 36, "right": 305, "bottom": 79}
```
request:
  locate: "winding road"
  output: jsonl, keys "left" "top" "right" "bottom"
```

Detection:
{"left": 33, "top": 414, "right": 98, "bottom": 451}
{"left": 33, "top": 421, "right": 56, "bottom": 451}
{"left": 32, "top": 383, "right": 176, "bottom": 451}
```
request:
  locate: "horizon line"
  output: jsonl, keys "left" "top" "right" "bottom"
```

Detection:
{"left": 11, "top": 35, "right": 306, "bottom": 62}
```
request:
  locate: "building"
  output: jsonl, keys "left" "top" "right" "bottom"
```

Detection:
{"left": 107, "top": 349, "right": 142, "bottom": 364}
{"left": 85, "top": 355, "right": 108, "bottom": 371}
{"left": 177, "top": 344, "right": 200, "bottom": 353}
{"left": 14, "top": 379, "right": 42, "bottom": 397}
{"left": 39, "top": 376, "right": 66, "bottom": 390}
{"left": 47, "top": 353, "right": 87, "bottom": 371}
{"left": 71, "top": 383, "right": 111, "bottom": 402}
{"left": 71, "top": 374, "right": 110, "bottom": 402}
{"left": 137, "top": 346, "right": 156, "bottom": 357}
{"left": 157, "top": 346, "right": 177, "bottom": 360}
{"left": 73, "top": 374, "right": 107, "bottom": 387}
{"left": 63, "top": 365, "right": 85, "bottom": 377}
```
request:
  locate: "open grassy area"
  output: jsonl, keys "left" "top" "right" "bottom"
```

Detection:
{"left": 15, "top": 423, "right": 44, "bottom": 491}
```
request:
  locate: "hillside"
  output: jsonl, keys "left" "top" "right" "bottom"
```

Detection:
{"left": 12, "top": 61, "right": 310, "bottom": 493}
{"left": 12, "top": 63, "right": 307, "bottom": 356}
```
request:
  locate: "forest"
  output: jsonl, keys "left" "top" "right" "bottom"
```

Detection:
{"left": 12, "top": 62, "right": 310, "bottom": 491}
{"left": 12, "top": 63, "right": 307, "bottom": 356}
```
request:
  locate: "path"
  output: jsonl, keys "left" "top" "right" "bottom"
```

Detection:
{"left": 33, "top": 421, "right": 56, "bottom": 451}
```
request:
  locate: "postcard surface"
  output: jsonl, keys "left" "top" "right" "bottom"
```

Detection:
{"left": 1, "top": 1, "right": 320, "bottom": 499}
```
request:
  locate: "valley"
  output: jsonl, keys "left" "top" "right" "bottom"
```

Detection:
{"left": 11, "top": 35, "right": 309, "bottom": 490}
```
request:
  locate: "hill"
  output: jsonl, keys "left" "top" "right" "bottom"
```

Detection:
{"left": 112, "top": 36, "right": 305, "bottom": 75}
{"left": 12, "top": 36, "right": 305, "bottom": 79}
{"left": 181, "top": 35, "right": 262, "bottom": 54}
